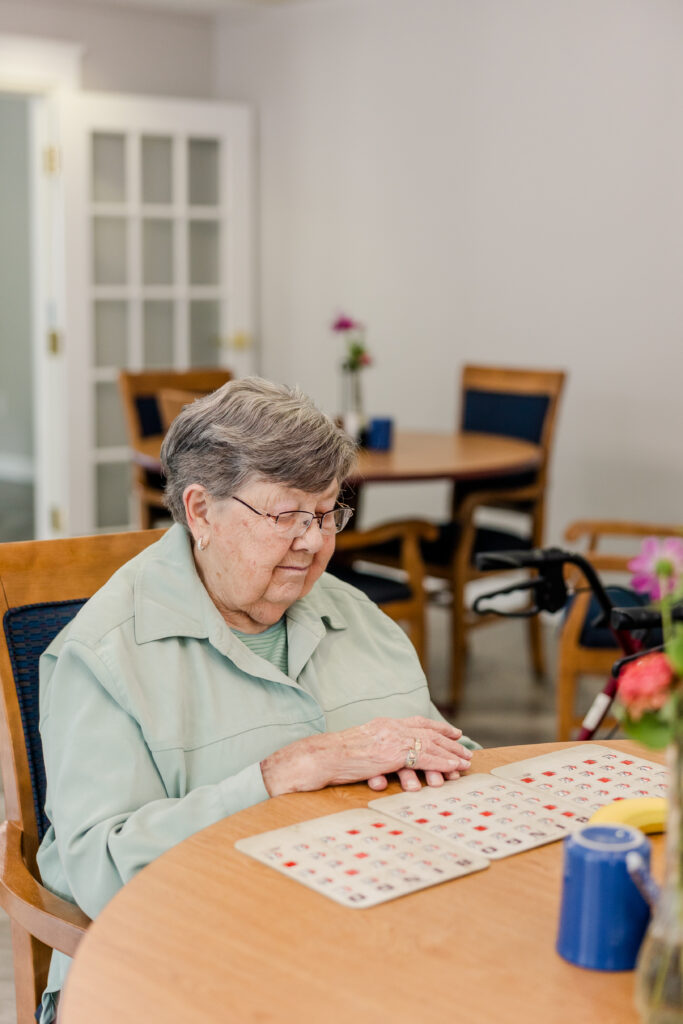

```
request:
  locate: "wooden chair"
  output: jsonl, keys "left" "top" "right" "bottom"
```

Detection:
{"left": 441, "top": 365, "right": 566, "bottom": 703}
{"left": 329, "top": 520, "right": 438, "bottom": 671}
{"left": 358, "top": 364, "right": 566, "bottom": 707}
{"left": 0, "top": 529, "right": 164, "bottom": 1023}
{"left": 118, "top": 369, "right": 232, "bottom": 529}
{"left": 157, "top": 387, "right": 205, "bottom": 431}
{"left": 556, "top": 519, "right": 683, "bottom": 741}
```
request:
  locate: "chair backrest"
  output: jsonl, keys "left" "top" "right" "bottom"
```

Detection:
{"left": 565, "top": 519, "right": 683, "bottom": 570}
{"left": 460, "top": 364, "right": 566, "bottom": 488}
{"left": 0, "top": 530, "right": 164, "bottom": 874}
{"left": 158, "top": 387, "right": 207, "bottom": 432}
{"left": 118, "top": 368, "right": 232, "bottom": 445}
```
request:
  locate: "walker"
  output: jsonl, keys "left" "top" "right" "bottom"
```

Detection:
{"left": 471, "top": 546, "right": 682, "bottom": 740}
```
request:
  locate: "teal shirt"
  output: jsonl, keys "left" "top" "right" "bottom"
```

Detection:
{"left": 37, "top": 524, "right": 477, "bottom": 1014}
{"left": 233, "top": 617, "right": 288, "bottom": 675}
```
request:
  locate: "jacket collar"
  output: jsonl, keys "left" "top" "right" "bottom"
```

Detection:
{"left": 134, "top": 523, "right": 348, "bottom": 647}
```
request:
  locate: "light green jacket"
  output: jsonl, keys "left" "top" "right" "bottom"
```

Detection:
{"left": 37, "top": 524, "right": 476, "bottom": 1016}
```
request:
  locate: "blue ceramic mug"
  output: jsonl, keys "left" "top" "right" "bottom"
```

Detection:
{"left": 367, "top": 417, "right": 393, "bottom": 451}
{"left": 556, "top": 823, "right": 651, "bottom": 971}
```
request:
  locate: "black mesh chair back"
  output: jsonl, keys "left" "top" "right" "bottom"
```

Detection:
{"left": 2, "top": 599, "right": 86, "bottom": 843}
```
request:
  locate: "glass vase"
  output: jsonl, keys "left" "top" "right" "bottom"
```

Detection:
{"left": 340, "top": 367, "right": 365, "bottom": 442}
{"left": 635, "top": 733, "right": 683, "bottom": 1023}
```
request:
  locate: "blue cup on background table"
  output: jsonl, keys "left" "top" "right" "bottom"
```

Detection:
{"left": 556, "top": 824, "right": 651, "bottom": 971}
{"left": 367, "top": 417, "right": 394, "bottom": 451}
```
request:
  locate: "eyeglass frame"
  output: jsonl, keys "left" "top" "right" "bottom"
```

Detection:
{"left": 230, "top": 495, "right": 354, "bottom": 536}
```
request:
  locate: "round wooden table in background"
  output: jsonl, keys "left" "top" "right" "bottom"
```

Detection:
{"left": 350, "top": 430, "right": 541, "bottom": 483}
{"left": 60, "top": 741, "right": 662, "bottom": 1024}
{"left": 132, "top": 430, "right": 542, "bottom": 484}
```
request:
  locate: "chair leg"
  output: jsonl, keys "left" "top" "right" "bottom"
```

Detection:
{"left": 556, "top": 663, "right": 578, "bottom": 741}
{"left": 138, "top": 496, "right": 153, "bottom": 531}
{"left": 527, "top": 614, "right": 545, "bottom": 678}
{"left": 449, "top": 589, "right": 467, "bottom": 709}
{"left": 10, "top": 921, "right": 51, "bottom": 1024}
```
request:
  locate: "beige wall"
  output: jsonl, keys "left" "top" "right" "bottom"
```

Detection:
{"left": 0, "top": 0, "right": 215, "bottom": 97}
{"left": 216, "top": 0, "right": 683, "bottom": 540}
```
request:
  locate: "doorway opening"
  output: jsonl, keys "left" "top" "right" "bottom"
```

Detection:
{"left": 0, "top": 33, "right": 82, "bottom": 541}
{"left": 0, "top": 91, "right": 33, "bottom": 541}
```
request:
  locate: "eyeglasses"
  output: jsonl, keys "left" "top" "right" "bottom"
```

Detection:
{"left": 231, "top": 495, "right": 354, "bottom": 538}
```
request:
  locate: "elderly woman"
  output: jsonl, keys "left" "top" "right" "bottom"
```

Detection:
{"left": 37, "top": 377, "right": 476, "bottom": 1022}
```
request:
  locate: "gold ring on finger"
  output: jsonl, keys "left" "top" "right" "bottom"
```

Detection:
{"left": 404, "top": 736, "right": 422, "bottom": 769}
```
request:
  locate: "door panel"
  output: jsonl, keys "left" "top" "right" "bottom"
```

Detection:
{"left": 40, "top": 91, "right": 254, "bottom": 537}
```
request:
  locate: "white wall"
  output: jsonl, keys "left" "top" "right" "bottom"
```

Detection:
{"left": 0, "top": 0, "right": 217, "bottom": 494}
{"left": 0, "top": 1, "right": 215, "bottom": 97}
{"left": 216, "top": 0, "right": 683, "bottom": 540}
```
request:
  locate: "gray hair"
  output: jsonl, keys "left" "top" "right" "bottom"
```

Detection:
{"left": 160, "top": 376, "right": 357, "bottom": 526}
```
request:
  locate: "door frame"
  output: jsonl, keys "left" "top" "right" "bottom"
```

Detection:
{"left": 0, "top": 34, "right": 83, "bottom": 538}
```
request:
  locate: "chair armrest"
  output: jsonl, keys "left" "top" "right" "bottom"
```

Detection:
{"left": 564, "top": 519, "right": 683, "bottom": 545}
{"left": 578, "top": 552, "right": 636, "bottom": 573}
{"left": 0, "top": 821, "right": 90, "bottom": 957}
{"left": 335, "top": 519, "right": 438, "bottom": 550}
{"left": 335, "top": 520, "right": 437, "bottom": 600}
{"left": 457, "top": 484, "right": 542, "bottom": 524}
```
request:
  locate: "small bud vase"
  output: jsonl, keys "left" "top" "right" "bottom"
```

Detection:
{"left": 634, "top": 730, "right": 683, "bottom": 1023}
{"left": 341, "top": 367, "right": 366, "bottom": 443}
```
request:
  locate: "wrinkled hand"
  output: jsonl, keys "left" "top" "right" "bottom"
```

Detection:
{"left": 261, "top": 716, "right": 472, "bottom": 797}
{"left": 366, "top": 765, "right": 462, "bottom": 793}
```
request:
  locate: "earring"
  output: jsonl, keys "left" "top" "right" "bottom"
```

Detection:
{"left": 197, "top": 536, "right": 208, "bottom": 552}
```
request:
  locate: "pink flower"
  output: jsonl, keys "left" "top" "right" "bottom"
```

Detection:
{"left": 618, "top": 652, "right": 675, "bottom": 720}
{"left": 332, "top": 314, "right": 358, "bottom": 332}
{"left": 358, "top": 352, "right": 372, "bottom": 366}
{"left": 628, "top": 536, "right": 683, "bottom": 600}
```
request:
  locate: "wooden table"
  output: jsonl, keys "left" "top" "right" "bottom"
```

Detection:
{"left": 132, "top": 430, "right": 542, "bottom": 484}
{"left": 61, "top": 740, "right": 663, "bottom": 1024}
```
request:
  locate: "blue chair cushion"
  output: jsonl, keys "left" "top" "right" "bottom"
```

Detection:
{"left": 135, "top": 395, "right": 163, "bottom": 438}
{"left": 143, "top": 469, "right": 166, "bottom": 494}
{"left": 454, "top": 387, "right": 551, "bottom": 506}
{"left": 463, "top": 388, "right": 550, "bottom": 445}
{"left": 327, "top": 565, "right": 412, "bottom": 604}
{"left": 133, "top": 395, "right": 167, "bottom": 491}
{"left": 356, "top": 524, "right": 532, "bottom": 572}
{"left": 3, "top": 599, "right": 86, "bottom": 842}
{"left": 421, "top": 523, "right": 533, "bottom": 568}
{"left": 564, "top": 585, "right": 662, "bottom": 649}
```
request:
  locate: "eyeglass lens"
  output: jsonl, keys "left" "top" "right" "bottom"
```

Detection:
{"left": 276, "top": 507, "right": 352, "bottom": 535}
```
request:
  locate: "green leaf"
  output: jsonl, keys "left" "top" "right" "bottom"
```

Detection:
{"left": 621, "top": 710, "right": 673, "bottom": 749}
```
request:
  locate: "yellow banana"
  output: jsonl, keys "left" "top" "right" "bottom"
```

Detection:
{"left": 588, "top": 797, "right": 667, "bottom": 834}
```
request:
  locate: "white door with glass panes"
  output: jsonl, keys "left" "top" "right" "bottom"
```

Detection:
{"left": 43, "top": 91, "right": 254, "bottom": 537}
